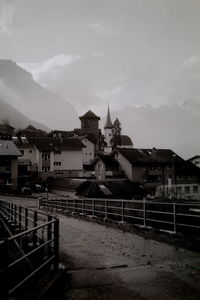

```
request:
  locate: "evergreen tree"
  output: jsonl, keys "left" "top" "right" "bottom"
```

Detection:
{"left": 113, "top": 118, "right": 121, "bottom": 136}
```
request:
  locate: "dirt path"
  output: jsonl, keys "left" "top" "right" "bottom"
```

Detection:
{"left": 2, "top": 196, "right": 200, "bottom": 299}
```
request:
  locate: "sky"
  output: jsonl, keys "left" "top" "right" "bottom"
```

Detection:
{"left": 0, "top": 0, "right": 200, "bottom": 115}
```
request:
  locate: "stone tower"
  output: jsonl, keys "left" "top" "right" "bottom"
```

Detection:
{"left": 79, "top": 110, "right": 100, "bottom": 141}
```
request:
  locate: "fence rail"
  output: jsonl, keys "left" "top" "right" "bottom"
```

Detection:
{"left": 0, "top": 200, "right": 59, "bottom": 297}
{"left": 39, "top": 197, "right": 200, "bottom": 237}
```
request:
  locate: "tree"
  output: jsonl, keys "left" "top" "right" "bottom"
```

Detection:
{"left": 113, "top": 118, "right": 121, "bottom": 136}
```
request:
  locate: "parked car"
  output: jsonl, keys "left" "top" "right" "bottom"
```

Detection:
{"left": 21, "top": 187, "right": 32, "bottom": 195}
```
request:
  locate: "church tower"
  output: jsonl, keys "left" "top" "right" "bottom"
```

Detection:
{"left": 104, "top": 105, "right": 113, "bottom": 153}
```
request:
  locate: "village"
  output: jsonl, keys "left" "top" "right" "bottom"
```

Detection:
{"left": 0, "top": 106, "right": 200, "bottom": 202}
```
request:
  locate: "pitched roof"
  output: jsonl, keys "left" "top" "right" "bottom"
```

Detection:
{"left": 0, "top": 140, "right": 21, "bottom": 156}
{"left": 79, "top": 110, "right": 100, "bottom": 120}
{"left": 76, "top": 180, "right": 148, "bottom": 199}
{"left": 188, "top": 155, "right": 200, "bottom": 161}
{"left": 112, "top": 135, "right": 133, "bottom": 146}
{"left": 116, "top": 148, "right": 184, "bottom": 164}
{"left": 104, "top": 105, "right": 113, "bottom": 129}
{"left": 94, "top": 154, "right": 119, "bottom": 169}
{"left": 26, "top": 137, "right": 85, "bottom": 151}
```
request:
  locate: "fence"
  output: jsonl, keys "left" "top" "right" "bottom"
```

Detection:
{"left": 39, "top": 197, "right": 200, "bottom": 237}
{"left": 0, "top": 200, "right": 59, "bottom": 297}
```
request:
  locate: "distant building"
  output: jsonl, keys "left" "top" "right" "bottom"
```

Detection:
{"left": 104, "top": 105, "right": 113, "bottom": 153}
{"left": 103, "top": 105, "right": 133, "bottom": 153}
{"left": 14, "top": 136, "right": 85, "bottom": 179}
{"left": 0, "top": 140, "right": 21, "bottom": 190}
{"left": 79, "top": 110, "right": 101, "bottom": 144}
{"left": 76, "top": 179, "right": 148, "bottom": 199}
{"left": 93, "top": 153, "right": 122, "bottom": 180}
{"left": 114, "top": 147, "right": 200, "bottom": 199}
{"left": 0, "top": 123, "right": 15, "bottom": 139}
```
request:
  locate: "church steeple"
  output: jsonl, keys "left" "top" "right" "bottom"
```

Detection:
{"left": 104, "top": 104, "right": 113, "bottom": 153}
{"left": 104, "top": 105, "right": 113, "bottom": 129}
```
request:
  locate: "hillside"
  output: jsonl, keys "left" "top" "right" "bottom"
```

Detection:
{"left": 0, "top": 60, "right": 78, "bottom": 130}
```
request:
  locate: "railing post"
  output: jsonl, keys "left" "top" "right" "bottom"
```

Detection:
{"left": 0, "top": 240, "right": 8, "bottom": 300}
{"left": 104, "top": 200, "right": 107, "bottom": 219}
{"left": 14, "top": 205, "right": 17, "bottom": 225}
{"left": 121, "top": 200, "right": 124, "bottom": 223}
{"left": 92, "top": 199, "right": 95, "bottom": 217}
{"left": 73, "top": 199, "right": 76, "bottom": 213}
{"left": 143, "top": 200, "right": 146, "bottom": 227}
{"left": 82, "top": 198, "right": 84, "bottom": 215}
{"left": 18, "top": 206, "right": 22, "bottom": 231}
{"left": 54, "top": 219, "right": 59, "bottom": 271}
{"left": 33, "top": 211, "right": 38, "bottom": 246}
{"left": 25, "top": 208, "right": 28, "bottom": 230}
{"left": 47, "top": 215, "right": 52, "bottom": 258}
{"left": 173, "top": 203, "right": 176, "bottom": 233}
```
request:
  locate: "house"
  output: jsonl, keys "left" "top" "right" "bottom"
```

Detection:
{"left": 24, "top": 137, "right": 85, "bottom": 179}
{"left": 93, "top": 153, "right": 122, "bottom": 180}
{"left": 114, "top": 147, "right": 200, "bottom": 199}
{"left": 79, "top": 135, "right": 95, "bottom": 165}
{"left": 0, "top": 123, "right": 15, "bottom": 139}
{"left": 188, "top": 155, "right": 200, "bottom": 168}
{"left": 76, "top": 179, "right": 148, "bottom": 199}
{"left": 0, "top": 140, "right": 21, "bottom": 191}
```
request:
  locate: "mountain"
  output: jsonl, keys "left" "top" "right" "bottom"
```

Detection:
{"left": 0, "top": 96, "right": 49, "bottom": 130}
{"left": 0, "top": 60, "right": 78, "bottom": 130}
{"left": 101, "top": 100, "right": 200, "bottom": 159}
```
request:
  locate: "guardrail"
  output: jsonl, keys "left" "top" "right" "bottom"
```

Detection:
{"left": 0, "top": 200, "right": 59, "bottom": 298}
{"left": 39, "top": 197, "right": 200, "bottom": 237}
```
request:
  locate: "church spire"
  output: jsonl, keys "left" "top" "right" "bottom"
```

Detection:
{"left": 104, "top": 104, "right": 113, "bottom": 129}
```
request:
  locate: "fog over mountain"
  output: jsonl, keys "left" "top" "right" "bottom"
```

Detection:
{"left": 0, "top": 95, "right": 48, "bottom": 130}
{"left": 0, "top": 60, "right": 78, "bottom": 130}
{"left": 101, "top": 100, "right": 200, "bottom": 159}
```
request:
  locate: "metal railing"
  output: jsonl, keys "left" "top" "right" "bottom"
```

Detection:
{"left": 39, "top": 197, "right": 200, "bottom": 237}
{"left": 0, "top": 200, "right": 59, "bottom": 297}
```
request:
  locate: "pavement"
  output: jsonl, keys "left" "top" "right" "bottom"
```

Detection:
{"left": 1, "top": 195, "right": 200, "bottom": 299}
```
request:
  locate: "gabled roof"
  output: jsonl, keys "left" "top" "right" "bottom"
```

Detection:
{"left": 79, "top": 110, "right": 100, "bottom": 120}
{"left": 112, "top": 135, "right": 133, "bottom": 146}
{"left": 94, "top": 153, "right": 119, "bottom": 169}
{"left": 26, "top": 137, "right": 85, "bottom": 151}
{"left": 188, "top": 155, "right": 200, "bottom": 161}
{"left": 0, "top": 140, "right": 21, "bottom": 156}
{"left": 104, "top": 105, "right": 113, "bottom": 129}
{"left": 115, "top": 148, "right": 184, "bottom": 164}
{"left": 76, "top": 180, "right": 148, "bottom": 199}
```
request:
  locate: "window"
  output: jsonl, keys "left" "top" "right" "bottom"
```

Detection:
{"left": 176, "top": 187, "right": 182, "bottom": 194}
{"left": 193, "top": 186, "right": 198, "bottom": 193}
{"left": 54, "top": 150, "right": 61, "bottom": 155}
{"left": 29, "top": 150, "right": 32, "bottom": 153}
{"left": 21, "top": 150, "right": 24, "bottom": 155}
{"left": 185, "top": 186, "right": 190, "bottom": 194}
{"left": 54, "top": 162, "right": 61, "bottom": 166}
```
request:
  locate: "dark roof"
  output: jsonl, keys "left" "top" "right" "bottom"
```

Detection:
{"left": 79, "top": 110, "right": 100, "bottom": 120}
{"left": 76, "top": 180, "right": 148, "bottom": 199}
{"left": 0, "top": 123, "right": 15, "bottom": 130}
{"left": 116, "top": 148, "right": 184, "bottom": 164}
{"left": 74, "top": 129, "right": 98, "bottom": 144}
{"left": 188, "top": 155, "right": 200, "bottom": 161}
{"left": 26, "top": 137, "right": 85, "bottom": 151}
{"left": 94, "top": 154, "right": 119, "bottom": 169}
{"left": 0, "top": 140, "right": 21, "bottom": 156}
{"left": 104, "top": 106, "right": 113, "bottom": 129}
{"left": 112, "top": 135, "right": 133, "bottom": 146}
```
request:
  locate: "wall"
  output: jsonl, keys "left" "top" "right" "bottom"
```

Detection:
{"left": 11, "top": 158, "right": 18, "bottom": 190}
{"left": 53, "top": 150, "right": 83, "bottom": 171}
{"left": 115, "top": 152, "right": 133, "bottom": 180}
{"left": 81, "top": 138, "right": 95, "bottom": 164}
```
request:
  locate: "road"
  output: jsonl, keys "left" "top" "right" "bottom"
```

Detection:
{"left": 1, "top": 196, "right": 200, "bottom": 299}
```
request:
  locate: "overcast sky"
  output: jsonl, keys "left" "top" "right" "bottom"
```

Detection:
{"left": 0, "top": 0, "right": 200, "bottom": 115}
